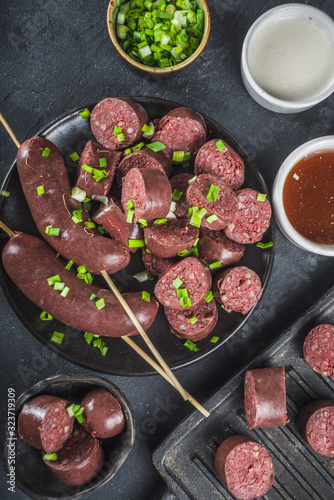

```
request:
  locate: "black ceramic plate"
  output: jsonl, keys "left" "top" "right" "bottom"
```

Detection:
{"left": 0, "top": 97, "right": 275, "bottom": 376}
{"left": 3, "top": 373, "right": 135, "bottom": 499}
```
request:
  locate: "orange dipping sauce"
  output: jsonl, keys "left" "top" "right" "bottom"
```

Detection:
{"left": 283, "top": 151, "right": 334, "bottom": 245}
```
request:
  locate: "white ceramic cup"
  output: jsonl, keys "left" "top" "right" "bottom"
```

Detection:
{"left": 272, "top": 136, "right": 334, "bottom": 256}
{"left": 241, "top": 4, "right": 334, "bottom": 113}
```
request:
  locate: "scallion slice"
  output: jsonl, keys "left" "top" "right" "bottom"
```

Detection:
{"left": 53, "top": 281, "right": 65, "bottom": 291}
{"left": 147, "top": 141, "right": 166, "bottom": 152}
{"left": 128, "top": 239, "right": 145, "bottom": 248}
{"left": 71, "top": 187, "right": 86, "bottom": 202}
{"left": 125, "top": 199, "right": 134, "bottom": 210}
{"left": 154, "top": 218, "right": 168, "bottom": 224}
{"left": 65, "top": 260, "right": 74, "bottom": 270}
{"left": 84, "top": 332, "right": 94, "bottom": 344}
{"left": 114, "top": 125, "right": 122, "bottom": 135}
{"left": 189, "top": 213, "right": 201, "bottom": 228}
{"left": 172, "top": 189, "right": 183, "bottom": 201}
{"left": 207, "top": 184, "right": 220, "bottom": 202}
{"left": 70, "top": 152, "right": 80, "bottom": 162}
{"left": 97, "top": 225, "right": 105, "bottom": 235}
{"left": 210, "top": 336, "right": 220, "bottom": 343}
{"left": 90, "top": 294, "right": 97, "bottom": 301}
{"left": 142, "top": 122, "right": 155, "bottom": 138}
{"left": 1, "top": 190, "right": 10, "bottom": 197}
{"left": 85, "top": 221, "right": 95, "bottom": 229}
{"left": 172, "top": 151, "right": 185, "bottom": 162}
{"left": 177, "top": 249, "right": 189, "bottom": 257}
{"left": 188, "top": 175, "right": 197, "bottom": 185}
{"left": 133, "top": 270, "right": 149, "bottom": 282}
{"left": 42, "top": 147, "right": 51, "bottom": 158}
{"left": 84, "top": 273, "right": 93, "bottom": 285}
{"left": 173, "top": 277, "right": 183, "bottom": 289}
{"left": 93, "top": 169, "right": 108, "bottom": 182}
{"left": 40, "top": 311, "right": 53, "bottom": 321}
{"left": 124, "top": 148, "right": 132, "bottom": 155}
{"left": 138, "top": 218, "right": 148, "bottom": 227}
{"left": 188, "top": 316, "right": 197, "bottom": 324}
{"left": 45, "top": 225, "right": 60, "bottom": 237}
{"left": 51, "top": 331, "right": 64, "bottom": 344}
{"left": 209, "top": 261, "right": 222, "bottom": 270}
{"left": 132, "top": 142, "right": 145, "bottom": 150}
{"left": 82, "top": 164, "right": 93, "bottom": 173}
{"left": 205, "top": 291, "right": 213, "bottom": 303}
{"left": 37, "top": 185, "right": 45, "bottom": 195}
{"left": 256, "top": 241, "right": 273, "bottom": 249}
{"left": 183, "top": 339, "right": 200, "bottom": 352}
{"left": 126, "top": 210, "right": 134, "bottom": 223}
{"left": 79, "top": 108, "right": 91, "bottom": 119}
{"left": 257, "top": 193, "right": 267, "bottom": 202}
{"left": 60, "top": 286, "right": 70, "bottom": 297}
{"left": 117, "top": 133, "right": 125, "bottom": 142}
{"left": 72, "top": 210, "right": 83, "bottom": 224}
{"left": 47, "top": 274, "right": 61, "bottom": 286}
{"left": 95, "top": 298, "right": 105, "bottom": 310}
{"left": 99, "top": 157, "right": 107, "bottom": 167}
{"left": 142, "top": 291, "right": 151, "bottom": 302}
{"left": 215, "top": 139, "right": 225, "bottom": 152}
{"left": 43, "top": 453, "right": 57, "bottom": 461}
{"left": 206, "top": 214, "right": 219, "bottom": 224}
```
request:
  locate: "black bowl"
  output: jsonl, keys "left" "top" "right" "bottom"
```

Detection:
{"left": 3, "top": 373, "right": 135, "bottom": 499}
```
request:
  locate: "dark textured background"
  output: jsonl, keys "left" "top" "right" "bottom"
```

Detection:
{"left": 1, "top": 1, "right": 334, "bottom": 499}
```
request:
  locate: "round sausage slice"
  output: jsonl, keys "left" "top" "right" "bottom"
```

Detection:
{"left": 121, "top": 168, "right": 172, "bottom": 222}
{"left": 116, "top": 147, "right": 172, "bottom": 185}
{"left": 186, "top": 174, "right": 237, "bottom": 230}
{"left": 144, "top": 219, "right": 199, "bottom": 258}
{"left": 224, "top": 188, "right": 272, "bottom": 244}
{"left": 170, "top": 173, "right": 193, "bottom": 219}
{"left": 45, "top": 425, "right": 104, "bottom": 487}
{"left": 151, "top": 107, "right": 207, "bottom": 160}
{"left": 142, "top": 249, "right": 175, "bottom": 277}
{"left": 244, "top": 367, "right": 288, "bottom": 429}
{"left": 165, "top": 298, "right": 218, "bottom": 341}
{"left": 17, "top": 395, "right": 74, "bottom": 453}
{"left": 81, "top": 387, "right": 125, "bottom": 439}
{"left": 303, "top": 324, "right": 334, "bottom": 377}
{"left": 198, "top": 227, "right": 245, "bottom": 271}
{"left": 194, "top": 139, "right": 245, "bottom": 190}
{"left": 215, "top": 435, "right": 275, "bottom": 500}
{"left": 154, "top": 257, "right": 212, "bottom": 310}
{"left": 297, "top": 400, "right": 334, "bottom": 457}
{"left": 213, "top": 266, "right": 262, "bottom": 314}
{"left": 91, "top": 97, "right": 148, "bottom": 150}
{"left": 75, "top": 140, "right": 121, "bottom": 198}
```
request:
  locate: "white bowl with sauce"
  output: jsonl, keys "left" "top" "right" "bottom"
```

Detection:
{"left": 272, "top": 136, "right": 334, "bottom": 256}
{"left": 241, "top": 4, "right": 334, "bottom": 113}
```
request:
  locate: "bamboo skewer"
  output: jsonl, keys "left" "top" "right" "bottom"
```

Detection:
{"left": 0, "top": 115, "right": 210, "bottom": 417}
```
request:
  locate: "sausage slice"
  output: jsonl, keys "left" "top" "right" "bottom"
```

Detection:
{"left": 297, "top": 400, "right": 334, "bottom": 457}
{"left": 165, "top": 298, "right": 218, "bottom": 341}
{"left": 144, "top": 218, "right": 199, "bottom": 258}
{"left": 303, "top": 324, "right": 334, "bottom": 377}
{"left": 81, "top": 387, "right": 125, "bottom": 439}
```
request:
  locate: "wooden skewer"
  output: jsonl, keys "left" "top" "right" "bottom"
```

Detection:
{"left": 0, "top": 116, "right": 210, "bottom": 416}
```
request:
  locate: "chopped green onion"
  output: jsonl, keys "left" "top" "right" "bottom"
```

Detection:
{"left": 45, "top": 225, "right": 60, "bottom": 237}
{"left": 70, "top": 152, "right": 80, "bottom": 162}
{"left": 93, "top": 169, "right": 108, "bottom": 182}
{"left": 197, "top": 208, "right": 207, "bottom": 219}
{"left": 99, "top": 157, "right": 107, "bottom": 167}
{"left": 257, "top": 193, "right": 267, "bottom": 202}
{"left": 82, "top": 164, "right": 93, "bottom": 173}
{"left": 37, "top": 185, "right": 45, "bottom": 195}
{"left": 79, "top": 108, "right": 91, "bottom": 119}
{"left": 172, "top": 189, "right": 183, "bottom": 201}
{"left": 66, "top": 403, "right": 77, "bottom": 417}
{"left": 184, "top": 339, "right": 200, "bottom": 352}
{"left": 84, "top": 332, "right": 94, "bottom": 344}
{"left": 215, "top": 139, "right": 225, "bottom": 152}
{"left": 51, "top": 331, "right": 64, "bottom": 344}
{"left": 42, "top": 147, "right": 51, "bottom": 158}
{"left": 256, "top": 241, "right": 273, "bottom": 249}
{"left": 177, "top": 288, "right": 188, "bottom": 298}
{"left": 77, "top": 265, "right": 87, "bottom": 277}
{"left": 114, "top": 125, "right": 122, "bottom": 135}
{"left": 124, "top": 148, "right": 132, "bottom": 155}
{"left": 148, "top": 274, "right": 154, "bottom": 280}
{"left": 146, "top": 248, "right": 151, "bottom": 254}
{"left": 84, "top": 273, "right": 93, "bottom": 285}
{"left": 128, "top": 239, "right": 145, "bottom": 248}
{"left": 138, "top": 218, "right": 148, "bottom": 227}
{"left": 65, "top": 260, "right": 74, "bottom": 270}
{"left": 1, "top": 190, "right": 10, "bottom": 197}
{"left": 180, "top": 296, "right": 192, "bottom": 307}
{"left": 209, "top": 261, "right": 222, "bottom": 270}
{"left": 47, "top": 275, "right": 61, "bottom": 286}
{"left": 40, "top": 311, "right": 53, "bottom": 321}
{"left": 53, "top": 281, "right": 65, "bottom": 291}
{"left": 132, "top": 142, "right": 145, "bottom": 151}
{"left": 188, "top": 316, "right": 197, "bottom": 324}
{"left": 60, "top": 286, "right": 70, "bottom": 297}
{"left": 154, "top": 218, "right": 168, "bottom": 224}
{"left": 172, "top": 151, "right": 185, "bottom": 162}
{"left": 147, "top": 141, "right": 166, "bottom": 152}
{"left": 126, "top": 210, "right": 134, "bottom": 223}
{"left": 210, "top": 336, "right": 220, "bottom": 343}
{"left": 178, "top": 249, "right": 189, "bottom": 257}
{"left": 90, "top": 294, "right": 97, "bottom": 301}
{"left": 75, "top": 412, "right": 85, "bottom": 424}
{"left": 71, "top": 187, "right": 87, "bottom": 202}
{"left": 173, "top": 277, "right": 183, "bottom": 289}
{"left": 101, "top": 346, "right": 108, "bottom": 356}
{"left": 207, "top": 184, "right": 220, "bottom": 202}
{"left": 95, "top": 298, "right": 105, "bottom": 310}
{"left": 85, "top": 221, "right": 95, "bottom": 229}
{"left": 142, "top": 123, "right": 153, "bottom": 133}
{"left": 142, "top": 291, "right": 150, "bottom": 302}
{"left": 206, "top": 214, "right": 219, "bottom": 224}
{"left": 117, "top": 133, "right": 125, "bottom": 142}
{"left": 43, "top": 453, "right": 57, "bottom": 461}
{"left": 189, "top": 213, "right": 201, "bottom": 228}
{"left": 142, "top": 122, "right": 154, "bottom": 138}
{"left": 188, "top": 175, "right": 197, "bottom": 185}
{"left": 205, "top": 291, "right": 213, "bottom": 303}
{"left": 71, "top": 210, "right": 83, "bottom": 224}
{"left": 133, "top": 270, "right": 149, "bottom": 282}
{"left": 97, "top": 225, "right": 105, "bottom": 235}
{"left": 125, "top": 199, "right": 134, "bottom": 210}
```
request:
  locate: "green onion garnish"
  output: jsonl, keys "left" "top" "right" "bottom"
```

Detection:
{"left": 37, "top": 185, "right": 45, "bottom": 195}
{"left": 197, "top": 208, "right": 207, "bottom": 219}
{"left": 183, "top": 340, "right": 200, "bottom": 352}
{"left": 129, "top": 239, "right": 145, "bottom": 248}
{"left": 51, "top": 331, "right": 64, "bottom": 344}
{"left": 210, "top": 336, "right": 220, "bottom": 343}
{"left": 206, "top": 214, "right": 219, "bottom": 224}
{"left": 180, "top": 296, "right": 192, "bottom": 307}
{"left": 114, "top": 125, "right": 122, "bottom": 135}
{"left": 60, "top": 286, "right": 70, "bottom": 297}
{"left": 172, "top": 151, "right": 185, "bottom": 162}
{"left": 132, "top": 142, "right": 145, "bottom": 151}
{"left": 42, "top": 147, "right": 51, "bottom": 158}
{"left": 66, "top": 403, "right": 77, "bottom": 417}
{"left": 85, "top": 221, "right": 95, "bottom": 229}
{"left": 84, "top": 332, "right": 94, "bottom": 344}
{"left": 146, "top": 248, "right": 151, "bottom": 253}
{"left": 72, "top": 210, "right": 83, "bottom": 224}
{"left": 257, "top": 193, "right": 267, "bottom": 202}
{"left": 1, "top": 190, "right": 10, "bottom": 197}
{"left": 70, "top": 152, "right": 80, "bottom": 162}
{"left": 209, "top": 261, "right": 222, "bottom": 270}
{"left": 99, "top": 157, "right": 107, "bottom": 167}
{"left": 43, "top": 453, "right": 57, "bottom": 461}
{"left": 142, "top": 291, "right": 151, "bottom": 302}
{"left": 117, "top": 133, "right": 125, "bottom": 142}
{"left": 65, "top": 260, "right": 74, "bottom": 270}
{"left": 40, "top": 311, "right": 53, "bottom": 321}
{"left": 215, "top": 139, "right": 225, "bottom": 152}
{"left": 173, "top": 277, "right": 183, "bottom": 289}
{"left": 189, "top": 213, "right": 201, "bottom": 228}
{"left": 95, "top": 298, "right": 105, "bottom": 310}
{"left": 177, "top": 288, "right": 188, "bottom": 298}
{"left": 79, "top": 108, "right": 91, "bottom": 119}
{"left": 71, "top": 187, "right": 87, "bottom": 202}
{"left": 188, "top": 175, "right": 197, "bottom": 185}
{"left": 148, "top": 274, "right": 154, "bottom": 280}
{"left": 188, "top": 316, "right": 197, "bottom": 324}
{"left": 207, "top": 184, "right": 220, "bottom": 202}
{"left": 142, "top": 123, "right": 152, "bottom": 133}
{"left": 97, "top": 225, "right": 105, "bottom": 235}
{"left": 256, "top": 241, "right": 273, "bottom": 249}
{"left": 77, "top": 265, "right": 87, "bottom": 277}
{"left": 172, "top": 189, "right": 183, "bottom": 201}
{"left": 125, "top": 199, "right": 134, "bottom": 210}
{"left": 93, "top": 169, "right": 108, "bottom": 182}
{"left": 178, "top": 249, "right": 189, "bottom": 257}
{"left": 124, "top": 148, "right": 132, "bottom": 155}
{"left": 126, "top": 210, "right": 134, "bottom": 223}
{"left": 205, "top": 291, "right": 213, "bottom": 303}
{"left": 90, "top": 294, "right": 97, "bottom": 300}
{"left": 84, "top": 273, "right": 93, "bottom": 285}
{"left": 45, "top": 225, "right": 60, "bottom": 237}
{"left": 47, "top": 275, "right": 61, "bottom": 286}
{"left": 154, "top": 218, "right": 168, "bottom": 224}
{"left": 138, "top": 218, "right": 148, "bottom": 227}
{"left": 147, "top": 141, "right": 166, "bottom": 152}
{"left": 53, "top": 281, "right": 65, "bottom": 291}
{"left": 82, "top": 164, "right": 93, "bottom": 173}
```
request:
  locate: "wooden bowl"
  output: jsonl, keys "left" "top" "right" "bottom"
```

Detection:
{"left": 107, "top": 0, "right": 211, "bottom": 74}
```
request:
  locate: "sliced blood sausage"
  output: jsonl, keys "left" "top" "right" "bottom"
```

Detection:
{"left": 186, "top": 174, "right": 237, "bottom": 230}
{"left": 296, "top": 400, "right": 334, "bottom": 457}
{"left": 170, "top": 173, "right": 193, "bottom": 218}
{"left": 194, "top": 139, "right": 245, "bottom": 190}
{"left": 151, "top": 107, "right": 207, "bottom": 160}
{"left": 17, "top": 395, "right": 74, "bottom": 453}
{"left": 2, "top": 233, "right": 158, "bottom": 338}
{"left": 17, "top": 137, "right": 130, "bottom": 274}
{"left": 165, "top": 298, "right": 218, "bottom": 341}
{"left": 215, "top": 435, "right": 275, "bottom": 500}
{"left": 45, "top": 425, "right": 104, "bottom": 487}
{"left": 303, "top": 324, "right": 334, "bottom": 377}
{"left": 224, "top": 188, "right": 272, "bottom": 244}
{"left": 144, "top": 219, "right": 199, "bottom": 258}
{"left": 92, "top": 196, "right": 143, "bottom": 253}
{"left": 116, "top": 146, "right": 172, "bottom": 185}
{"left": 198, "top": 227, "right": 245, "bottom": 271}
{"left": 142, "top": 249, "right": 175, "bottom": 277}
{"left": 244, "top": 367, "right": 288, "bottom": 429}
{"left": 90, "top": 97, "right": 148, "bottom": 150}
{"left": 81, "top": 387, "right": 125, "bottom": 439}
{"left": 75, "top": 140, "right": 121, "bottom": 198}
{"left": 121, "top": 168, "right": 172, "bottom": 222}
{"left": 213, "top": 266, "right": 262, "bottom": 314}
{"left": 154, "top": 257, "right": 211, "bottom": 310}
